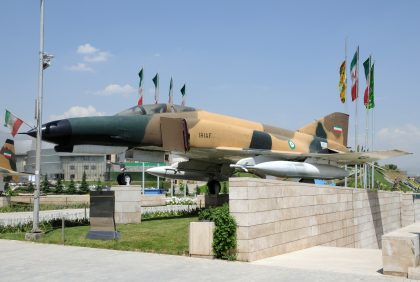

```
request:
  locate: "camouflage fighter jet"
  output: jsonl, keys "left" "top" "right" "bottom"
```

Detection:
{"left": 25, "top": 103, "right": 409, "bottom": 193}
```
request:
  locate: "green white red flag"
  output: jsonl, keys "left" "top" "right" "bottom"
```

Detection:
{"left": 350, "top": 47, "right": 359, "bottom": 101}
{"left": 137, "top": 68, "right": 144, "bottom": 106}
{"left": 180, "top": 84, "right": 186, "bottom": 106}
{"left": 363, "top": 57, "right": 371, "bottom": 107}
{"left": 4, "top": 110, "right": 23, "bottom": 137}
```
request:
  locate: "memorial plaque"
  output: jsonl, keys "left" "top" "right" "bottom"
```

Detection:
{"left": 86, "top": 191, "right": 120, "bottom": 240}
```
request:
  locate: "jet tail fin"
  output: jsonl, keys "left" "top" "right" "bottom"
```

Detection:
{"left": 297, "top": 112, "right": 349, "bottom": 149}
{"left": 1, "top": 139, "right": 17, "bottom": 174}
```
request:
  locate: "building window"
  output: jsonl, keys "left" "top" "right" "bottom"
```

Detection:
{"left": 70, "top": 174, "right": 75, "bottom": 179}
{"left": 84, "top": 165, "right": 89, "bottom": 170}
{"left": 70, "top": 165, "right": 75, "bottom": 170}
{"left": 91, "top": 165, "right": 96, "bottom": 170}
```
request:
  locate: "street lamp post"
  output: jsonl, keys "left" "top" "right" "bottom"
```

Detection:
{"left": 25, "top": 0, "right": 53, "bottom": 240}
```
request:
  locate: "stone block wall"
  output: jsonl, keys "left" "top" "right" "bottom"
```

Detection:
{"left": 229, "top": 178, "right": 420, "bottom": 262}
{"left": 11, "top": 195, "right": 89, "bottom": 205}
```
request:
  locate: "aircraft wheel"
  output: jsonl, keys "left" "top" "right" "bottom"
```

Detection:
{"left": 207, "top": 180, "right": 221, "bottom": 195}
{"left": 117, "top": 173, "right": 132, "bottom": 185}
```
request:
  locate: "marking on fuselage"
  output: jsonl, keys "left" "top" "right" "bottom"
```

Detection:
{"left": 198, "top": 132, "right": 212, "bottom": 139}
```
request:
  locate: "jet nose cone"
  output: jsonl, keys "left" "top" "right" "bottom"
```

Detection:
{"left": 24, "top": 127, "right": 37, "bottom": 138}
{"left": 23, "top": 119, "right": 72, "bottom": 143}
{"left": 42, "top": 119, "right": 72, "bottom": 142}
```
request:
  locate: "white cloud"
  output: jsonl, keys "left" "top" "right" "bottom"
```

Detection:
{"left": 49, "top": 106, "right": 105, "bottom": 121}
{"left": 84, "top": 51, "right": 111, "bottom": 63}
{"left": 66, "top": 63, "right": 94, "bottom": 72}
{"left": 94, "top": 84, "right": 136, "bottom": 96}
{"left": 377, "top": 124, "right": 420, "bottom": 147}
{"left": 376, "top": 124, "right": 420, "bottom": 175}
{"left": 77, "top": 43, "right": 99, "bottom": 54}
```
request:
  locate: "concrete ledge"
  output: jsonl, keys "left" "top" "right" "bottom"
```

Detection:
{"left": 141, "top": 195, "right": 165, "bottom": 207}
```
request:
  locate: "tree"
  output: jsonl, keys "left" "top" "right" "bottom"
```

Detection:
{"left": 96, "top": 179, "right": 103, "bottom": 192}
{"left": 185, "top": 184, "right": 189, "bottom": 196}
{"left": 55, "top": 178, "right": 64, "bottom": 194}
{"left": 67, "top": 178, "right": 76, "bottom": 194}
{"left": 79, "top": 171, "right": 89, "bottom": 194}
{"left": 27, "top": 182, "right": 35, "bottom": 193}
{"left": 41, "top": 175, "right": 50, "bottom": 194}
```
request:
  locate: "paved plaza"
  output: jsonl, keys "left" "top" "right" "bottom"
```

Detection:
{"left": 0, "top": 240, "right": 404, "bottom": 282}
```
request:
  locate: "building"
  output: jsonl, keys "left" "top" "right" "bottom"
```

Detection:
{"left": 25, "top": 149, "right": 106, "bottom": 181}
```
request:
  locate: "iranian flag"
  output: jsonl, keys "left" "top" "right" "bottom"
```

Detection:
{"left": 350, "top": 47, "right": 359, "bottom": 101}
{"left": 137, "top": 68, "right": 144, "bottom": 106}
{"left": 4, "top": 110, "right": 23, "bottom": 137}
{"left": 3, "top": 150, "right": 12, "bottom": 159}
{"left": 363, "top": 57, "right": 371, "bottom": 107}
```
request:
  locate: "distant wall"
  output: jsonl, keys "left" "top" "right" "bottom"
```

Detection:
{"left": 229, "top": 178, "right": 420, "bottom": 262}
{"left": 11, "top": 195, "right": 89, "bottom": 205}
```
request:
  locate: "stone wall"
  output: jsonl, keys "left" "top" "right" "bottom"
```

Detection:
{"left": 11, "top": 195, "right": 89, "bottom": 205}
{"left": 229, "top": 178, "right": 420, "bottom": 262}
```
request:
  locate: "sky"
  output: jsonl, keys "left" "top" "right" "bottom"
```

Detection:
{"left": 0, "top": 0, "right": 419, "bottom": 175}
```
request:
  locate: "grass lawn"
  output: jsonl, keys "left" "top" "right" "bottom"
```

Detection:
{"left": 0, "top": 216, "right": 198, "bottom": 256}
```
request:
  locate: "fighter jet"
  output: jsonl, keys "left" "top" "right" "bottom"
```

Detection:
{"left": 25, "top": 103, "right": 409, "bottom": 193}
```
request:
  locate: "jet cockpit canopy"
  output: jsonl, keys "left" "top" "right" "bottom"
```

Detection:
{"left": 116, "top": 103, "right": 197, "bottom": 116}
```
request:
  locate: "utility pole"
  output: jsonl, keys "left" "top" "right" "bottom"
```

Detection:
{"left": 26, "top": 0, "right": 53, "bottom": 240}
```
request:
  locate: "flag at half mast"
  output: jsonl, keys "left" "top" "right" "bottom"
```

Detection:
{"left": 180, "top": 84, "right": 186, "bottom": 106}
{"left": 152, "top": 73, "right": 159, "bottom": 104}
{"left": 4, "top": 110, "right": 23, "bottom": 137}
{"left": 168, "top": 77, "right": 173, "bottom": 105}
{"left": 339, "top": 60, "right": 346, "bottom": 103}
{"left": 137, "top": 68, "right": 144, "bottom": 106}
{"left": 350, "top": 47, "right": 359, "bottom": 101}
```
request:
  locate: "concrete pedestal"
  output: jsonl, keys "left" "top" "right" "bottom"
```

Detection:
{"left": 382, "top": 231, "right": 419, "bottom": 277}
{"left": 189, "top": 221, "right": 215, "bottom": 258}
{"left": 110, "top": 185, "right": 141, "bottom": 224}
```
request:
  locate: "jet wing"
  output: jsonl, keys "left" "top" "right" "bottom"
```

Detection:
{"left": 0, "top": 167, "right": 32, "bottom": 176}
{"left": 203, "top": 147, "right": 411, "bottom": 165}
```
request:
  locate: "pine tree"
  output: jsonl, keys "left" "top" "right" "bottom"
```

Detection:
{"left": 55, "top": 178, "right": 64, "bottom": 194}
{"left": 27, "top": 182, "right": 35, "bottom": 193}
{"left": 67, "top": 178, "right": 76, "bottom": 194}
{"left": 42, "top": 175, "right": 50, "bottom": 194}
{"left": 96, "top": 179, "right": 103, "bottom": 192}
{"left": 79, "top": 171, "right": 89, "bottom": 194}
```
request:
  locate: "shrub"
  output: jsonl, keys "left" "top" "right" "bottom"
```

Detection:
{"left": 198, "top": 204, "right": 237, "bottom": 260}
{"left": 0, "top": 218, "right": 89, "bottom": 234}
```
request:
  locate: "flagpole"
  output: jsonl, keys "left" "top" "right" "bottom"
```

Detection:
{"left": 371, "top": 60, "right": 376, "bottom": 189}
{"left": 344, "top": 37, "right": 348, "bottom": 187}
{"left": 344, "top": 37, "right": 348, "bottom": 114}
{"left": 355, "top": 46, "right": 359, "bottom": 189}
